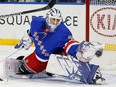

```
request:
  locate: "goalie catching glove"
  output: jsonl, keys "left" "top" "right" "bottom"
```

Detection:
{"left": 76, "top": 41, "right": 104, "bottom": 62}
{"left": 15, "top": 30, "right": 33, "bottom": 50}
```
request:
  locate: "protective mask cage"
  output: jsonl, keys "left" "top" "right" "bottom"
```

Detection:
{"left": 45, "top": 8, "right": 63, "bottom": 32}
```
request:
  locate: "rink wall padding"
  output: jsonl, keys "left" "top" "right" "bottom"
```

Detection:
{"left": 0, "top": 38, "right": 19, "bottom": 46}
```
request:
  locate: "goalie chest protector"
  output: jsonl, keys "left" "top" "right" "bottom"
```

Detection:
{"left": 30, "top": 17, "right": 73, "bottom": 61}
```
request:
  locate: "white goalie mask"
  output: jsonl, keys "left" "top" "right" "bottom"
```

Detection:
{"left": 46, "top": 8, "right": 63, "bottom": 32}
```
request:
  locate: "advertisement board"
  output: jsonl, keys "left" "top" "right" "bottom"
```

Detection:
{"left": 0, "top": 3, "right": 86, "bottom": 45}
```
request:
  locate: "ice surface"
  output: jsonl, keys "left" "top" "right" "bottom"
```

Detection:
{"left": 0, "top": 45, "right": 116, "bottom": 87}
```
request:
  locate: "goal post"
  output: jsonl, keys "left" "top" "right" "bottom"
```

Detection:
{"left": 86, "top": 0, "right": 90, "bottom": 42}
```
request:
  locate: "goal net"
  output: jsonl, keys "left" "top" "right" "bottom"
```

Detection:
{"left": 86, "top": 0, "right": 116, "bottom": 75}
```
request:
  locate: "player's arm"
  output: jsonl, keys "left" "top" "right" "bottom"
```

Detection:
{"left": 14, "top": 29, "right": 33, "bottom": 50}
{"left": 63, "top": 39, "right": 79, "bottom": 58}
{"left": 76, "top": 41, "right": 104, "bottom": 62}
{"left": 64, "top": 39, "right": 104, "bottom": 62}
{"left": 14, "top": 17, "right": 40, "bottom": 50}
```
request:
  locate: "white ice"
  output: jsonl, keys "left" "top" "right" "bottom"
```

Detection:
{"left": 0, "top": 45, "right": 116, "bottom": 87}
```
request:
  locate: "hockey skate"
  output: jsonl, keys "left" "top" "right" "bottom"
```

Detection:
{"left": 18, "top": 63, "right": 54, "bottom": 78}
{"left": 93, "top": 69, "right": 105, "bottom": 85}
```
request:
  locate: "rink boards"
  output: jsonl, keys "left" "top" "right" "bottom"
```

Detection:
{"left": 0, "top": 3, "right": 115, "bottom": 46}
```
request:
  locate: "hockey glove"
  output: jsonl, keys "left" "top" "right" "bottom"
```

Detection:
{"left": 95, "top": 49, "right": 103, "bottom": 58}
{"left": 76, "top": 41, "right": 104, "bottom": 62}
{"left": 90, "top": 42, "right": 104, "bottom": 58}
{"left": 15, "top": 36, "right": 33, "bottom": 50}
{"left": 76, "top": 41, "right": 96, "bottom": 62}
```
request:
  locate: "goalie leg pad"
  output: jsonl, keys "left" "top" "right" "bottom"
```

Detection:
{"left": 78, "top": 61, "right": 99, "bottom": 84}
{"left": 46, "top": 54, "right": 104, "bottom": 84}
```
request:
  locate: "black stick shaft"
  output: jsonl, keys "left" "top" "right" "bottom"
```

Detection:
{"left": 0, "top": 0, "right": 56, "bottom": 18}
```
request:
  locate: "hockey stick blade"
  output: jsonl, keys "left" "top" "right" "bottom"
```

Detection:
{"left": 0, "top": 0, "right": 56, "bottom": 18}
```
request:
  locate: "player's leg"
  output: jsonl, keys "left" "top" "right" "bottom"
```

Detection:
{"left": 93, "top": 67, "right": 105, "bottom": 84}
{"left": 75, "top": 41, "right": 105, "bottom": 84}
{"left": 18, "top": 51, "right": 48, "bottom": 74}
{"left": 78, "top": 61, "right": 105, "bottom": 84}
{"left": 46, "top": 54, "right": 105, "bottom": 84}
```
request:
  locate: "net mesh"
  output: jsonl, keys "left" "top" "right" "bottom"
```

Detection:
{"left": 90, "top": 0, "right": 116, "bottom": 5}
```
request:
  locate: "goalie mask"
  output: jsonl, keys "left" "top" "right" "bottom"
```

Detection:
{"left": 46, "top": 8, "right": 63, "bottom": 32}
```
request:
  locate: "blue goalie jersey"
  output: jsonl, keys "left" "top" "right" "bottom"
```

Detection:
{"left": 30, "top": 17, "right": 79, "bottom": 61}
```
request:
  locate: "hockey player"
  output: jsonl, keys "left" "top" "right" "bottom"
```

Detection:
{"left": 15, "top": 8, "right": 105, "bottom": 84}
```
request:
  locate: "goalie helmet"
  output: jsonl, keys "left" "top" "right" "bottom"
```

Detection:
{"left": 46, "top": 8, "right": 63, "bottom": 32}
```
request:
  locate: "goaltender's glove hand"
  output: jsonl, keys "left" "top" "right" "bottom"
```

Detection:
{"left": 93, "top": 42, "right": 104, "bottom": 58}
{"left": 76, "top": 41, "right": 104, "bottom": 62}
{"left": 14, "top": 36, "right": 33, "bottom": 50}
{"left": 95, "top": 49, "right": 103, "bottom": 58}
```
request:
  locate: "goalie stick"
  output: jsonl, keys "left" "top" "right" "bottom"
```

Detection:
{"left": 0, "top": 0, "right": 57, "bottom": 18}
{"left": 0, "top": 49, "right": 21, "bottom": 62}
